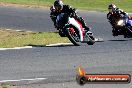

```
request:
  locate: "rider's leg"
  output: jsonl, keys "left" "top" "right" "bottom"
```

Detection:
{"left": 74, "top": 16, "right": 90, "bottom": 31}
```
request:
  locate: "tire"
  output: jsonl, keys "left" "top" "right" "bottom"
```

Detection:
{"left": 66, "top": 25, "right": 81, "bottom": 46}
{"left": 126, "top": 26, "right": 132, "bottom": 34}
{"left": 87, "top": 35, "right": 95, "bottom": 45}
{"left": 124, "top": 26, "right": 132, "bottom": 38}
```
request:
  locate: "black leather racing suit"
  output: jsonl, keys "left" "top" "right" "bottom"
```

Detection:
{"left": 107, "top": 8, "right": 128, "bottom": 36}
{"left": 50, "top": 5, "right": 89, "bottom": 30}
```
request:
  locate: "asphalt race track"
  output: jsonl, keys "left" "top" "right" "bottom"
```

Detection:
{"left": 0, "top": 7, "right": 132, "bottom": 88}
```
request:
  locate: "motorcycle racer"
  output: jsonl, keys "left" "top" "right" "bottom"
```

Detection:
{"left": 50, "top": 0, "right": 90, "bottom": 32}
{"left": 107, "top": 4, "right": 129, "bottom": 36}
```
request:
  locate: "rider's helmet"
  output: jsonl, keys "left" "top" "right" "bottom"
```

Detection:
{"left": 54, "top": 0, "right": 63, "bottom": 12}
{"left": 108, "top": 4, "right": 116, "bottom": 12}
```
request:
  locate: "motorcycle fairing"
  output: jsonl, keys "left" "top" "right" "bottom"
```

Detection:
{"left": 68, "top": 17, "right": 84, "bottom": 42}
{"left": 127, "top": 19, "right": 132, "bottom": 26}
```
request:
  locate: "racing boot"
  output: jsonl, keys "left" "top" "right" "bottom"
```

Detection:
{"left": 83, "top": 26, "right": 94, "bottom": 42}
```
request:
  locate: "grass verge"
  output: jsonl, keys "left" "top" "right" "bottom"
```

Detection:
{"left": 0, "top": 0, "right": 132, "bottom": 12}
{"left": 0, "top": 84, "right": 16, "bottom": 88}
{"left": 0, "top": 28, "right": 70, "bottom": 48}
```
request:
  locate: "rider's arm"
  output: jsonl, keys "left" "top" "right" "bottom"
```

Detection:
{"left": 107, "top": 13, "right": 110, "bottom": 19}
{"left": 107, "top": 13, "right": 116, "bottom": 27}
{"left": 50, "top": 6, "right": 58, "bottom": 27}
{"left": 50, "top": 6, "right": 55, "bottom": 12}
{"left": 107, "top": 13, "right": 112, "bottom": 22}
{"left": 50, "top": 6, "right": 57, "bottom": 18}
{"left": 117, "top": 8, "right": 128, "bottom": 18}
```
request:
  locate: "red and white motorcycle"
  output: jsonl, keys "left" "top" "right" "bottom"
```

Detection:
{"left": 56, "top": 13, "right": 95, "bottom": 46}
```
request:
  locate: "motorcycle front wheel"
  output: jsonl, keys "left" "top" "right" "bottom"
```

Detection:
{"left": 66, "top": 25, "right": 81, "bottom": 46}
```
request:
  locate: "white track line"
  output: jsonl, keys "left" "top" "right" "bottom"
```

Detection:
{"left": 6, "top": 29, "right": 12, "bottom": 31}
{"left": 15, "top": 30, "right": 25, "bottom": 32}
{"left": 95, "top": 38, "right": 104, "bottom": 42}
{"left": 0, "top": 46, "right": 33, "bottom": 50}
{"left": 46, "top": 43, "right": 73, "bottom": 47}
{"left": 0, "top": 38, "right": 103, "bottom": 50}
{"left": 0, "top": 78, "right": 46, "bottom": 83}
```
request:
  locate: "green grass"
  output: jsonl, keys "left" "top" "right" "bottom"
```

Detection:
{"left": 0, "top": 84, "right": 11, "bottom": 88}
{"left": 0, "top": 29, "right": 70, "bottom": 48}
{"left": 0, "top": 0, "right": 132, "bottom": 12}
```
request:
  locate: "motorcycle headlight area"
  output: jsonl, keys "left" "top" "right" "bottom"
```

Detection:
{"left": 117, "top": 20, "right": 124, "bottom": 26}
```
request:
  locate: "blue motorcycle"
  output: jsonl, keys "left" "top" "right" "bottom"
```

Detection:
{"left": 114, "top": 17, "right": 132, "bottom": 38}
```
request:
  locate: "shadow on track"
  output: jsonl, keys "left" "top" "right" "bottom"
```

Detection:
{"left": 108, "top": 39, "right": 129, "bottom": 42}
{"left": 108, "top": 38, "right": 132, "bottom": 42}
{"left": 27, "top": 38, "right": 132, "bottom": 48}
{"left": 27, "top": 44, "right": 75, "bottom": 47}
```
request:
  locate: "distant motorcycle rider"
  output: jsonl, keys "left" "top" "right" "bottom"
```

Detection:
{"left": 50, "top": 0, "right": 90, "bottom": 32}
{"left": 107, "top": 4, "right": 129, "bottom": 36}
